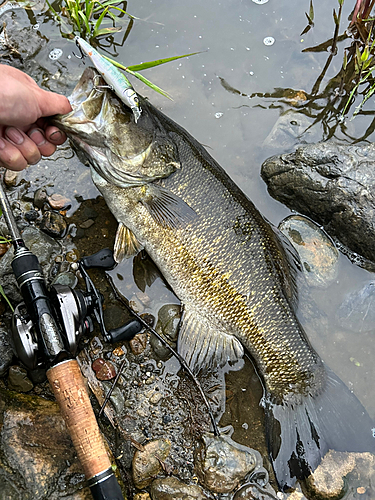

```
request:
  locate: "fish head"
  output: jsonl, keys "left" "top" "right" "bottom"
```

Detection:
{"left": 53, "top": 67, "right": 180, "bottom": 187}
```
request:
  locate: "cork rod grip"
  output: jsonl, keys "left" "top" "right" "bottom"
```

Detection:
{"left": 47, "top": 359, "right": 111, "bottom": 479}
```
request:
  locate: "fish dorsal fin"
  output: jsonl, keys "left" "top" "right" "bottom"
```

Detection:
{"left": 141, "top": 185, "right": 197, "bottom": 230}
{"left": 114, "top": 222, "right": 144, "bottom": 263}
{"left": 178, "top": 307, "right": 244, "bottom": 373}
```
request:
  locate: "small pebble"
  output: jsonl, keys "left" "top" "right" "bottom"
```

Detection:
{"left": 80, "top": 219, "right": 95, "bottom": 229}
{"left": 48, "top": 193, "right": 71, "bottom": 210}
{"left": 39, "top": 211, "right": 67, "bottom": 238}
{"left": 112, "top": 346, "right": 125, "bottom": 357}
{"left": 33, "top": 188, "right": 48, "bottom": 209}
{"left": 92, "top": 358, "right": 116, "bottom": 381}
{"left": 4, "top": 169, "right": 19, "bottom": 187}
{"left": 130, "top": 333, "right": 148, "bottom": 355}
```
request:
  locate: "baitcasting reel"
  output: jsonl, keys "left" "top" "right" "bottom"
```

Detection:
{"left": 11, "top": 248, "right": 142, "bottom": 370}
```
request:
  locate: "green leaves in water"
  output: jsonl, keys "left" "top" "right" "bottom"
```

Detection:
{"left": 45, "top": 0, "right": 135, "bottom": 39}
{"left": 104, "top": 51, "right": 202, "bottom": 99}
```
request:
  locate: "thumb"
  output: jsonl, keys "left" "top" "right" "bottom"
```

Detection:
{"left": 38, "top": 89, "right": 72, "bottom": 118}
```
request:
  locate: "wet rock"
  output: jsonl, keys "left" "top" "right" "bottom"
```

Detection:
{"left": 33, "top": 187, "right": 48, "bottom": 209}
{"left": 302, "top": 451, "right": 375, "bottom": 500}
{"left": 92, "top": 358, "right": 116, "bottom": 381}
{"left": 134, "top": 493, "right": 151, "bottom": 500}
{"left": 261, "top": 141, "right": 375, "bottom": 267}
{"left": 279, "top": 215, "right": 339, "bottom": 287}
{"left": 130, "top": 333, "right": 148, "bottom": 355}
{"left": 233, "top": 482, "right": 278, "bottom": 499}
{"left": 7, "top": 365, "right": 33, "bottom": 392}
{"left": 66, "top": 249, "right": 80, "bottom": 263}
{"left": 47, "top": 193, "right": 71, "bottom": 210}
{"left": 0, "top": 387, "right": 89, "bottom": 499}
{"left": 79, "top": 219, "right": 95, "bottom": 229}
{"left": 39, "top": 210, "right": 67, "bottom": 238}
{"left": 0, "top": 226, "right": 61, "bottom": 303}
{"left": 4, "top": 169, "right": 19, "bottom": 187}
{"left": 25, "top": 209, "right": 39, "bottom": 222}
{"left": 194, "top": 431, "right": 259, "bottom": 493}
{"left": 132, "top": 438, "right": 171, "bottom": 489}
{"left": 52, "top": 271, "right": 78, "bottom": 288}
{"left": 150, "top": 476, "right": 208, "bottom": 499}
{"left": 0, "top": 325, "right": 14, "bottom": 376}
{"left": 150, "top": 304, "right": 181, "bottom": 360}
{"left": 0, "top": 242, "right": 10, "bottom": 257}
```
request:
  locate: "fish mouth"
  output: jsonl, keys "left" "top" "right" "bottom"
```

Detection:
{"left": 52, "top": 67, "right": 132, "bottom": 134}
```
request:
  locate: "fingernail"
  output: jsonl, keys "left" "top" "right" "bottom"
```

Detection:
{"left": 29, "top": 128, "right": 47, "bottom": 146}
{"left": 0, "top": 138, "right": 5, "bottom": 150}
{"left": 49, "top": 130, "right": 63, "bottom": 141}
{"left": 5, "top": 127, "right": 24, "bottom": 145}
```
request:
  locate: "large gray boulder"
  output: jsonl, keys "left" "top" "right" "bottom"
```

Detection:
{"left": 261, "top": 141, "right": 375, "bottom": 266}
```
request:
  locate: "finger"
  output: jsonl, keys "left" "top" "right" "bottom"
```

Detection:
{"left": 0, "top": 137, "right": 28, "bottom": 171}
{"left": 44, "top": 125, "right": 67, "bottom": 145}
{"left": 3, "top": 127, "right": 41, "bottom": 166}
{"left": 38, "top": 90, "right": 72, "bottom": 118}
{"left": 27, "top": 128, "right": 57, "bottom": 157}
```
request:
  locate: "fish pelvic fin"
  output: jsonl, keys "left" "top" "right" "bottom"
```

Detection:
{"left": 114, "top": 222, "right": 144, "bottom": 263}
{"left": 141, "top": 185, "right": 197, "bottom": 230}
{"left": 177, "top": 307, "right": 244, "bottom": 373}
{"left": 266, "top": 366, "right": 375, "bottom": 491}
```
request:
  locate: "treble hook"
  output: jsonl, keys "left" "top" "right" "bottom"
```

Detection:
{"left": 72, "top": 39, "right": 85, "bottom": 60}
{"left": 92, "top": 73, "right": 113, "bottom": 93}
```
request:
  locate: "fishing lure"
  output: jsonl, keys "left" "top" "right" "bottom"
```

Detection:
{"left": 74, "top": 36, "right": 142, "bottom": 123}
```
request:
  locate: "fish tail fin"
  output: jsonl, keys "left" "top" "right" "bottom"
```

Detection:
{"left": 265, "top": 367, "right": 375, "bottom": 491}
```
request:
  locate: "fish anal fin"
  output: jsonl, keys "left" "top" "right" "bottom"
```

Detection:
{"left": 114, "top": 222, "right": 143, "bottom": 263}
{"left": 177, "top": 307, "right": 244, "bottom": 373}
{"left": 141, "top": 185, "right": 197, "bottom": 230}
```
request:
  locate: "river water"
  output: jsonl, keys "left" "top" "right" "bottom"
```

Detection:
{"left": 2, "top": 0, "right": 375, "bottom": 497}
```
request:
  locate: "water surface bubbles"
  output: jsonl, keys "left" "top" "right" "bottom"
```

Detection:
{"left": 263, "top": 36, "right": 275, "bottom": 46}
{"left": 252, "top": 0, "right": 269, "bottom": 3}
{"left": 49, "top": 48, "right": 63, "bottom": 60}
{"left": 215, "top": 112, "right": 224, "bottom": 119}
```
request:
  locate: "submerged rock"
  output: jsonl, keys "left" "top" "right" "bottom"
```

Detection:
{"left": 302, "top": 450, "right": 375, "bottom": 500}
{"left": 150, "top": 304, "right": 181, "bottom": 360}
{"left": 261, "top": 141, "right": 375, "bottom": 267}
{"left": 337, "top": 281, "right": 375, "bottom": 333}
{"left": 279, "top": 215, "right": 339, "bottom": 287}
{"left": 132, "top": 438, "right": 171, "bottom": 489}
{"left": 150, "top": 476, "right": 208, "bottom": 499}
{"left": 194, "top": 430, "right": 260, "bottom": 493}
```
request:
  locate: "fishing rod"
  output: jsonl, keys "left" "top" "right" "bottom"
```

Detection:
{"left": 0, "top": 176, "right": 143, "bottom": 500}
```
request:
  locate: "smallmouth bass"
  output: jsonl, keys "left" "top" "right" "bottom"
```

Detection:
{"left": 54, "top": 68, "right": 375, "bottom": 490}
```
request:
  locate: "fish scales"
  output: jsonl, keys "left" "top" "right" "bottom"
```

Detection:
{"left": 54, "top": 67, "right": 375, "bottom": 491}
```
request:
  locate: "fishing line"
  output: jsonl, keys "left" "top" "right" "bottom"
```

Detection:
{"left": 105, "top": 273, "right": 220, "bottom": 437}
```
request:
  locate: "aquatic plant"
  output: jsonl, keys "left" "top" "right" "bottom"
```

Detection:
{"left": 45, "top": 0, "right": 200, "bottom": 98}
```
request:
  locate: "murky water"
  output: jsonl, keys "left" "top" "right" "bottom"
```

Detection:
{"left": 2, "top": 0, "right": 375, "bottom": 496}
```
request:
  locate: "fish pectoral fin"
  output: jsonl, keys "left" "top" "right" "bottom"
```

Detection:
{"left": 141, "top": 185, "right": 197, "bottom": 230}
{"left": 177, "top": 307, "right": 244, "bottom": 373}
{"left": 114, "top": 222, "right": 144, "bottom": 263}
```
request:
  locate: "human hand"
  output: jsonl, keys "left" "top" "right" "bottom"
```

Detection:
{"left": 0, "top": 65, "right": 72, "bottom": 171}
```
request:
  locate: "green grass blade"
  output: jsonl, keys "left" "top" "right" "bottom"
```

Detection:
{"left": 93, "top": 5, "right": 109, "bottom": 35}
{"left": 127, "top": 51, "right": 202, "bottom": 72}
{"left": 0, "top": 285, "right": 13, "bottom": 313}
{"left": 79, "top": 10, "right": 90, "bottom": 34}
{"left": 126, "top": 68, "right": 173, "bottom": 99}
{"left": 102, "top": 56, "right": 173, "bottom": 99}
{"left": 93, "top": 26, "right": 122, "bottom": 36}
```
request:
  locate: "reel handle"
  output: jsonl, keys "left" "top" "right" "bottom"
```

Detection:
{"left": 47, "top": 359, "right": 124, "bottom": 500}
